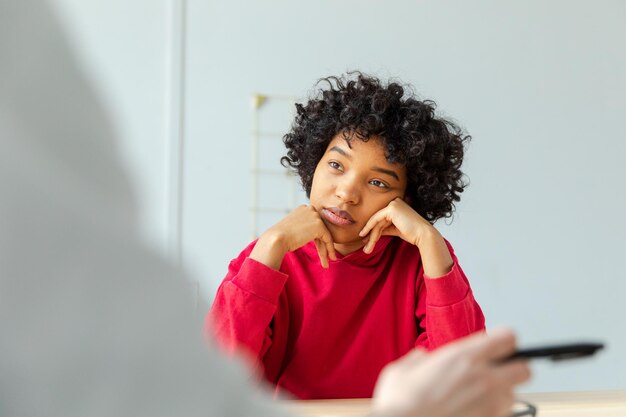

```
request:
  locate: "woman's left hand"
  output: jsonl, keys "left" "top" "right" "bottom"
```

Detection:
{"left": 360, "top": 198, "right": 454, "bottom": 277}
{"left": 359, "top": 198, "right": 435, "bottom": 254}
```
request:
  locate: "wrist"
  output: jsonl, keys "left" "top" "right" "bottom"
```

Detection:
{"left": 250, "top": 230, "right": 289, "bottom": 270}
{"left": 414, "top": 225, "right": 441, "bottom": 248}
{"left": 417, "top": 228, "right": 454, "bottom": 278}
{"left": 260, "top": 229, "right": 289, "bottom": 253}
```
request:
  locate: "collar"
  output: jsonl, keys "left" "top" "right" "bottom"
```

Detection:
{"left": 303, "top": 236, "right": 396, "bottom": 267}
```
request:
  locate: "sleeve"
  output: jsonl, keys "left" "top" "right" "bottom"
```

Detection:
{"left": 206, "top": 242, "right": 289, "bottom": 362}
{"left": 414, "top": 241, "right": 486, "bottom": 350}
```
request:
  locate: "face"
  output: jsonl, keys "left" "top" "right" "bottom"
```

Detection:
{"left": 310, "top": 133, "right": 408, "bottom": 254}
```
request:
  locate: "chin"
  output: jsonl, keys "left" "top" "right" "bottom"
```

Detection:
{"left": 328, "top": 230, "right": 360, "bottom": 245}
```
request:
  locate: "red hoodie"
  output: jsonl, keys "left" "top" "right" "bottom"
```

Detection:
{"left": 208, "top": 236, "right": 485, "bottom": 399}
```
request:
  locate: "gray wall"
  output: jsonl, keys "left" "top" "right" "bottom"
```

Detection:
{"left": 53, "top": 0, "right": 626, "bottom": 393}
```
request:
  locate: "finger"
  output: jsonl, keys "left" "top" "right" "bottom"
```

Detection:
{"left": 317, "top": 217, "right": 336, "bottom": 261}
{"left": 314, "top": 239, "right": 329, "bottom": 268}
{"left": 386, "top": 347, "right": 428, "bottom": 369}
{"left": 359, "top": 209, "right": 387, "bottom": 237}
{"left": 441, "top": 328, "right": 516, "bottom": 363}
{"left": 400, "top": 347, "right": 428, "bottom": 363}
{"left": 317, "top": 227, "right": 336, "bottom": 261}
{"left": 481, "top": 328, "right": 517, "bottom": 362}
{"left": 493, "top": 361, "right": 532, "bottom": 387}
{"left": 380, "top": 224, "right": 400, "bottom": 237}
{"left": 324, "top": 234, "right": 337, "bottom": 261}
{"left": 327, "top": 244, "right": 336, "bottom": 262}
{"left": 364, "top": 220, "right": 389, "bottom": 253}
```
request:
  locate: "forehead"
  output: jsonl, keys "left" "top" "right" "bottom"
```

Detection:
{"left": 326, "top": 133, "right": 401, "bottom": 167}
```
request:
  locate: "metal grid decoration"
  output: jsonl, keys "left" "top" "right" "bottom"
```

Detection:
{"left": 250, "top": 94, "right": 307, "bottom": 239}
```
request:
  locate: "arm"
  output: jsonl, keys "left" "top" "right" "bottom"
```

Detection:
{"left": 209, "top": 205, "right": 335, "bottom": 361}
{"left": 362, "top": 199, "right": 454, "bottom": 277}
{"left": 414, "top": 241, "right": 486, "bottom": 350}
{"left": 207, "top": 244, "right": 288, "bottom": 361}
{"left": 357, "top": 199, "right": 485, "bottom": 349}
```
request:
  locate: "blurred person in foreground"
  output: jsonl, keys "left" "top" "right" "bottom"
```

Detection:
{"left": 0, "top": 1, "right": 530, "bottom": 416}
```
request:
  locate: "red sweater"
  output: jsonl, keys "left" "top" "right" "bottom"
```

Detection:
{"left": 208, "top": 236, "right": 485, "bottom": 399}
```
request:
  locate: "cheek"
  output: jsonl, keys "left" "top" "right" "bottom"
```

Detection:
{"left": 309, "top": 168, "right": 326, "bottom": 205}
{"left": 360, "top": 193, "right": 403, "bottom": 219}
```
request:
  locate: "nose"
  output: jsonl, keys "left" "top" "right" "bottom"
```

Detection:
{"left": 335, "top": 175, "right": 360, "bottom": 205}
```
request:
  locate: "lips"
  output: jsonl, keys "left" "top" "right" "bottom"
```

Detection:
{"left": 321, "top": 207, "right": 356, "bottom": 226}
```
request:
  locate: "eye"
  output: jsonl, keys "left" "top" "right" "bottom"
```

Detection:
{"left": 369, "top": 179, "right": 389, "bottom": 189}
{"left": 328, "top": 161, "right": 343, "bottom": 171}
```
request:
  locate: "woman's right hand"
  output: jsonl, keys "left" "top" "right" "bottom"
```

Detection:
{"left": 250, "top": 205, "right": 337, "bottom": 270}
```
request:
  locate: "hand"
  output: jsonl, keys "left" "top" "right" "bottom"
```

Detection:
{"left": 358, "top": 198, "right": 453, "bottom": 277}
{"left": 250, "top": 205, "right": 336, "bottom": 270}
{"left": 371, "top": 329, "right": 531, "bottom": 417}
{"left": 359, "top": 198, "right": 434, "bottom": 254}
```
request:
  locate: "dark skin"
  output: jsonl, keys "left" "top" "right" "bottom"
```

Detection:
{"left": 250, "top": 133, "right": 453, "bottom": 278}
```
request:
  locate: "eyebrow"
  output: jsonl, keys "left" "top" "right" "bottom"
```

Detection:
{"left": 328, "top": 146, "right": 400, "bottom": 181}
{"left": 372, "top": 167, "right": 400, "bottom": 181}
{"left": 329, "top": 146, "right": 351, "bottom": 159}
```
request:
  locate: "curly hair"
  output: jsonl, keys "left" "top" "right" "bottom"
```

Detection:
{"left": 281, "top": 72, "right": 470, "bottom": 223}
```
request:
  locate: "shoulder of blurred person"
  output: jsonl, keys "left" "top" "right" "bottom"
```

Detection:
{"left": 0, "top": 1, "right": 288, "bottom": 416}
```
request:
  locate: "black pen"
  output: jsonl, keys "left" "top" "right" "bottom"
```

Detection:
{"left": 502, "top": 342, "right": 605, "bottom": 362}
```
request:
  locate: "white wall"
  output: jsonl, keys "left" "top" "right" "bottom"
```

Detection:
{"left": 51, "top": 0, "right": 174, "bottom": 254}
{"left": 51, "top": 0, "right": 626, "bottom": 393}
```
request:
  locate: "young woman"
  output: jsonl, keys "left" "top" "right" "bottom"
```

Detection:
{"left": 207, "top": 73, "right": 485, "bottom": 399}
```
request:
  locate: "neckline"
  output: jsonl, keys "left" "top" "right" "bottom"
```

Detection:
{"left": 303, "top": 236, "right": 395, "bottom": 267}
